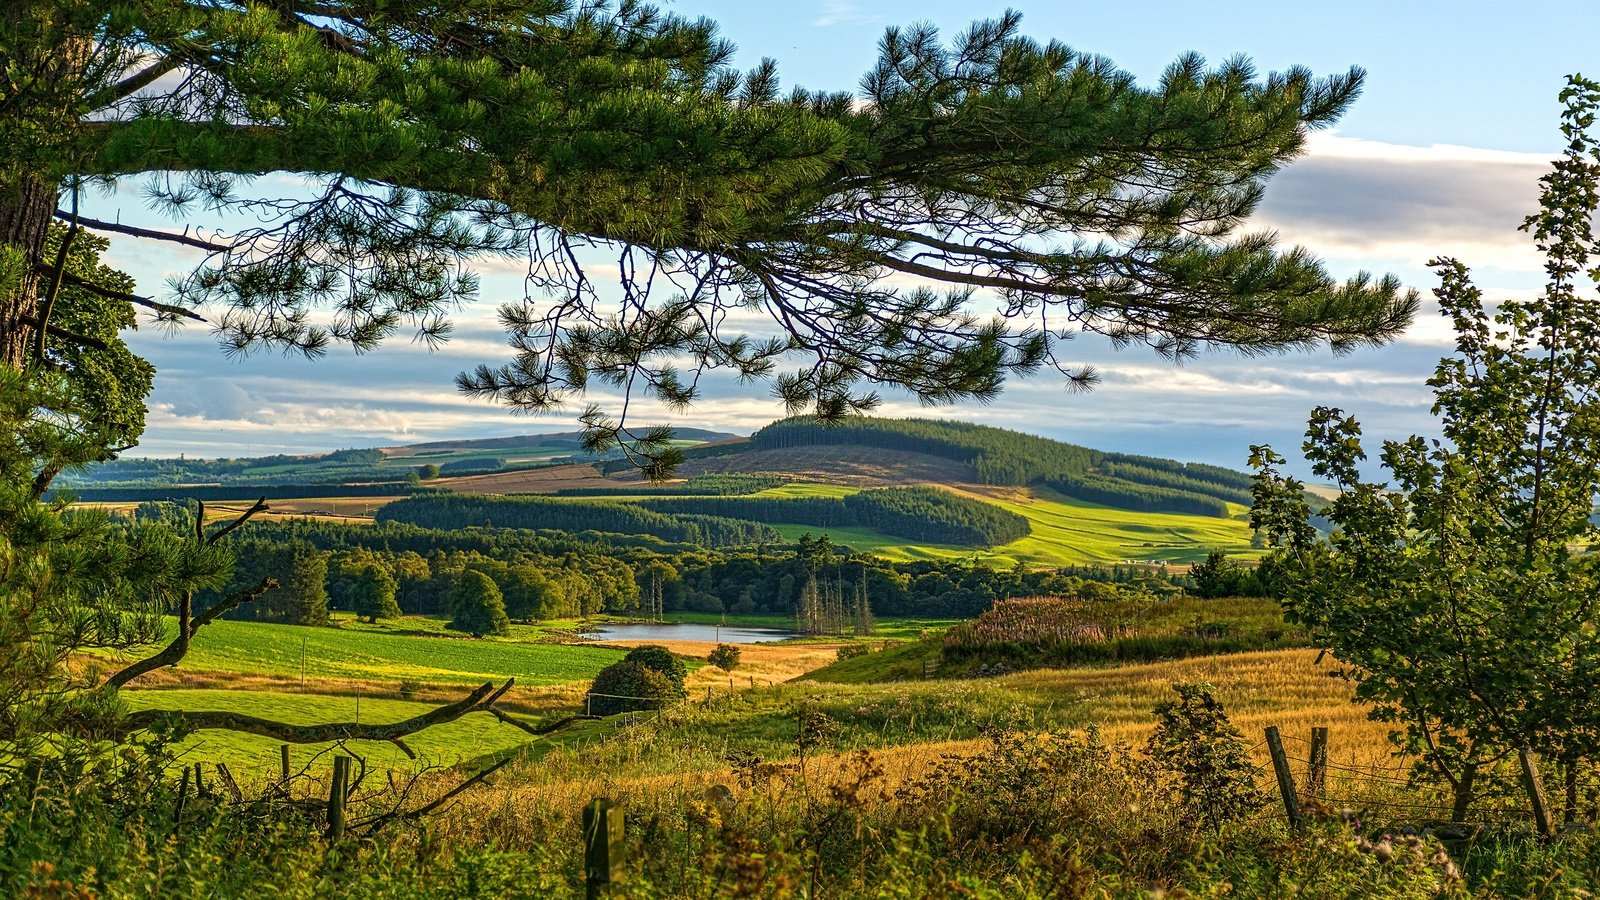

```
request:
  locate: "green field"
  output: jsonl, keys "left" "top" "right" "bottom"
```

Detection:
{"left": 752, "top": 482, "right": 1255, "bottom": 566}
{"left": 147, "top": 618, "right": 624, "bottom": 685}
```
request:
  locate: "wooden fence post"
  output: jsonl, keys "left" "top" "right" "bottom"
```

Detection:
{"left": 1518, "top": 747, "right": 1554, "bottom": 838}
{"left": 280, "top": 744, "right": 291, "bottom": 785}
{"left": 1306, "top": 726, "right": 1329, "bottom": 804}
{"left": 192, "top": 762, "right": 206, "bottom": 798}
{"left": 172, "top": 765, "right": 191, "bottom": 831}
{"left": 582, "top": 798, "right": 624, "bottom": 899}
{"left": 327, "top": 756, "right": 349, "bottom": 841}
{"left": 1265, "top": 726, "right": 1302, "bottom": 832}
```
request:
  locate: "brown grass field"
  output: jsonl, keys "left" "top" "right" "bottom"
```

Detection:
{"left": 430, "top": 462, "right": 610, "bottom": 493}
{"left": 428, "top": 647, "right": 1402, "bottom": 843}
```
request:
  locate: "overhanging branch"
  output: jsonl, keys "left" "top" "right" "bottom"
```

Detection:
{"left": 105, "top": 576, "right": 276, "bottom": 688}
{"left": 123, "top": 678, "right": 517, "bottom": 743}
{"left": 65, "top": 212, "right": 234, "bottom": 254}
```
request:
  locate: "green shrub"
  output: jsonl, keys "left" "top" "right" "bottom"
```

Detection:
{"left": 708, "top": 643, "right": 741, "bottom": 671}
{"left": 621, "top": 644, "right": 687, "bottom": 688}
{"left": 836, "top": 644, "right": 869, "bottom": 661}
{"left": 587, "top": 660, "right": 684, "bottom": 716}
{"left": 1145, "top": 683, "right": 1266, "bottom": 832}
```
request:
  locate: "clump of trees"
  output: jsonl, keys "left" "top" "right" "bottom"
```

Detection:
{"left": 1250, "top": 77, "right": 1600, "bottom": 820}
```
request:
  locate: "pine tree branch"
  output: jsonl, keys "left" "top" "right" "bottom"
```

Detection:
{"left": 34, "top": 262, "right": 207, "bottom": 322}
{"left": 64, "top": 212, "right": 233, "bottom": 254}
{"left": 16, "top": 317, "right": 108, "bottom": 351}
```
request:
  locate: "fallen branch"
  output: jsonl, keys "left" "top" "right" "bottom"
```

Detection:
{"left": 124, "top": 678, "right": 516, "bottom": 744}
{"left": 353, "top": 756, "right": 513, "bottom": 832}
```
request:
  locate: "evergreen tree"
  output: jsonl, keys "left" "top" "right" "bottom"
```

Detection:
{"left": 284, "top": 543, "right": 330, "bottom": 627}
{"left": 2, "top": 5, "right": 1413, "bottom": 469}
{"left": 352, "top": 563, "right": 400, "bottom": 623}
{"left": 447, "top": 569, "right": 510, "bottom": 637}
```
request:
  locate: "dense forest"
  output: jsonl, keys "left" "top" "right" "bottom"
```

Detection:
{"left": 119, "top": 504, "right": 1181, "bottom": 627}
{"left": 636, "top": 486, "right": 1030, "bottom": 547}
{"left": 743, "top": 418, "right": 1251, "bottom": 516}
{"left": 375, "top": 493, "right": 781, "bottom": 548}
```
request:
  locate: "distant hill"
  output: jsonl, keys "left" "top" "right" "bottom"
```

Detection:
{"left": 380, "top": 427, "right": 740, "bottom": 457}
{"left": 605, "top": 417, "right": 1255, "bottom": 518}
{"left": 56, "top": 426, "right": 742, "bottom": 495}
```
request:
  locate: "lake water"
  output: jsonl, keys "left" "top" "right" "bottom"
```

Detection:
{"left": 579, "top": 622, "right": 798, "bottom": 644}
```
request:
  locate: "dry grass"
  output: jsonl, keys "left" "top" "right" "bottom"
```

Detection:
{"left": 438, "top": 648, "right": 1397, "bottom": 835}
{"left": 593, "top": 638, "right": 848, "bottom": 690}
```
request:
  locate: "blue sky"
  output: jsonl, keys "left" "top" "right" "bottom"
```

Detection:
{"left": 107, "top": 2, "right": 1598, "bottom": 475}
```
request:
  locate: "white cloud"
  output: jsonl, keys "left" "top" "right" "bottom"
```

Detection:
{"left": 814, "top": 1, "right": 882, "bottom": 28}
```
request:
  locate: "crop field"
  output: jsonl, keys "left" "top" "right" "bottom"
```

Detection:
{"left": 120, "top": 618, "right": 624, "bottom": 686}
{"left": 750, "top": 481, "right": 1256, "bottom": 566}
{"left": 433, "top": 648, "right": 1393, "bottom": 827}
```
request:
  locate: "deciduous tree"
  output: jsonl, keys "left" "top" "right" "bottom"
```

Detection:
{"left": 1249, "top": 76, "right": 1600, "bottom": 819}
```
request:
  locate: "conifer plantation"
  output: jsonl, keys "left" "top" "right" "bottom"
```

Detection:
{"left": 5, "top": 2, "right": 1598, "bottom": 897}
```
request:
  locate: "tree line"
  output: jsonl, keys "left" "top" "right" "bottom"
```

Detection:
{"left": 636, "top": 486, "right": 1030, "bottom": 546}
{"left": 133, "top": 504, "right": 1181, "bottom": 627}
{"left": 375, "top": 493, "right": 781, "bottom": 548}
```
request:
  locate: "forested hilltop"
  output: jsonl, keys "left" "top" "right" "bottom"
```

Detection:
{"left": 683, "top": 417, "right": 1256, "bottom": 516}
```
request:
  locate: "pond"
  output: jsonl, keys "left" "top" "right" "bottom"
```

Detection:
{"left": 579, "top": 622, "right": 798, "bottom": 644}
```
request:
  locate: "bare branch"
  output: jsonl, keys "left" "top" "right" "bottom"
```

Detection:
{"left": 17, "top": 316, "right": 108, "bottom": 351}
{"left": 34, "top": 262, "right": 207, "bottom": 322}
{"left": 204, "top": 497, "right": 269, "bottom": 545}
{"left": 105, "top": 577, "right": 276, "bottom": 688}
{"left": 123, "top": 678, "right": 517, "bottom": 743}
{"left": 66, "top": 212, "right": 234, "bottom": 254}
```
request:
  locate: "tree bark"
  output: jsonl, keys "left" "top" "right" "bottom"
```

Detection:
{"left": 1451, "top": 761, "right": 1477, "bottom": 821}
{"left": 0, "top": 173, "right": 57, "bottom": 369}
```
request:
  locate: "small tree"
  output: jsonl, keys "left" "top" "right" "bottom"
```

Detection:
{"left": 284, "top": 543, "right": 330, "bottom": 627}
{"left": 1188, "top": 550, "right": 1258, "bottom": 598}
{"left": 447, "top": 570, "right": 510, "bottom": 637}
{"left": 708, "top": 644, "right": 741, "bottom": 672}
{"left": 1145, "top": 683, "right": 1265, "bottom": 833}
{"left": 352, "top": 564, "right": 400, "bottom": 623}
{"left": 1249, "top": 77, "right": 1600, "bottom": 819}
{"left": 417, "top": 463, "right": 441, "bottom": 481}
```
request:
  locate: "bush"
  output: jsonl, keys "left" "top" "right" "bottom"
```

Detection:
{"left": 836, "top": 644, "right": 869, "bottom": 661}
{"left": 708, "top": 643, "right": 741, "bottom": 671}
{"left": 587, "top": 660, "right": 684, "bottom": 716}
{"left": 621, "top": 644, "right": 687, "bottom": 689}
{"left": 1145, "top": 683, "right": 1265, "bottom": 832}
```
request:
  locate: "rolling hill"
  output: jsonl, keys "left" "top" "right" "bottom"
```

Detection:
{"left": 73, "top": 416, "right": 1262, "bottom": 565}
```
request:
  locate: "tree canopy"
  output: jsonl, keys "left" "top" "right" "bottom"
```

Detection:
{"left": 2, "top": 2, "right": 1414, "bottom": 469}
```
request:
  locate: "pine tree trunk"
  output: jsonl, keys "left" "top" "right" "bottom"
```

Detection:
{"left": 0, "top": 172, "right": 57, "bottom": 370}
